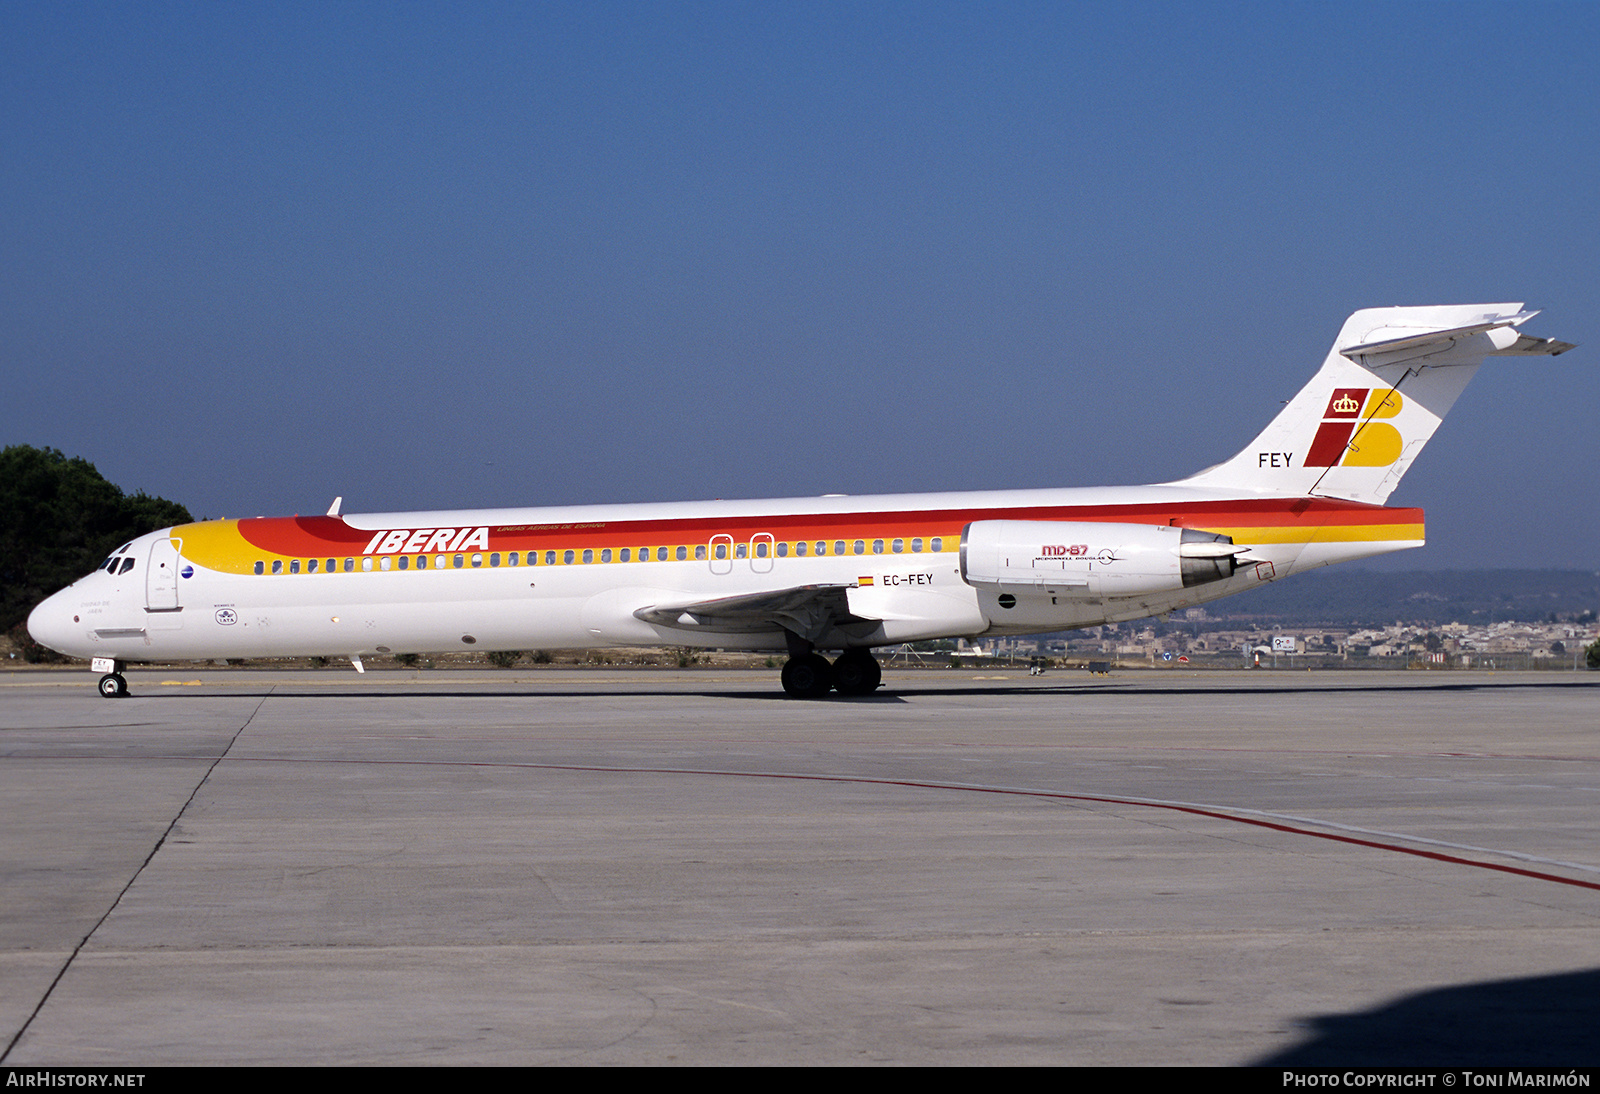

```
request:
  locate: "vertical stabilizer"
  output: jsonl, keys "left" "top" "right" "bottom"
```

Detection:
{"left": 1178, "top": 303, "right": 1571, "bottom": 504}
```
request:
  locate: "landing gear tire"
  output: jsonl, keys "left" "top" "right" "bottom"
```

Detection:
{"left": 98, "top": 673, "right": 128, "bottom": 699}
{"left": 780, "top": 653, "right": 834, "bottom": 699}
{"left": 832, "top": 650, "right": 882, "bottom": 696}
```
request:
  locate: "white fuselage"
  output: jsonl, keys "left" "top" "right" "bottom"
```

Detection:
{"left": 26, "top": 480, "right": 1411, "bottom": 665}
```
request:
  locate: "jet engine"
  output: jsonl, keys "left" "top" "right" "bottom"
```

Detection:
{"left": 959, "top": 520, "right": 1246, "bottom": 600}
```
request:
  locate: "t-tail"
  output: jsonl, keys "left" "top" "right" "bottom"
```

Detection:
{"left": 1180, "top": 303, "right": 1573, "bottom": 504}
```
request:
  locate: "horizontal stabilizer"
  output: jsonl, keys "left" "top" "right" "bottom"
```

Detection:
{"left": 1338, "top": 311, "right": 1539, "bottom": 360}
{"left": 1489, "top": 334, "right": 1576, "bottom": 356}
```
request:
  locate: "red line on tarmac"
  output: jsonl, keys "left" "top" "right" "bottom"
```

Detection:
{"left": 194, "top": 754, "right": 1600, "bottom": 893}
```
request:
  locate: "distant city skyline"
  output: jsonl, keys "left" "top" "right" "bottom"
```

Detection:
{"left": 3, "top": 2, "right": 1595, "bottom": 569}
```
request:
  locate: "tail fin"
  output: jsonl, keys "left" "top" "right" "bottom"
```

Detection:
{"left": 1179, "top": 303, "right": 1573, "bottom": 504}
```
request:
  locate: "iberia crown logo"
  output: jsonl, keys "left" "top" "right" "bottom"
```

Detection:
{"left": 1304, "top": 388, "right": 1404, "bottom": 467}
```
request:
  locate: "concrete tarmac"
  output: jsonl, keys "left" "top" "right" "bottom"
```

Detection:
{"left": 0, "top": 667, "right": 1596, "bottom": 1066}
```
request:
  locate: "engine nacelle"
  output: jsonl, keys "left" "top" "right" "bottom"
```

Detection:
{"left": 959, "top": 520, "right": 1243, "bottom": 600}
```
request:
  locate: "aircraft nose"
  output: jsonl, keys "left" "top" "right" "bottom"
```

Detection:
{"left": 26, "top": 590, "right": 81, "bottom": 659}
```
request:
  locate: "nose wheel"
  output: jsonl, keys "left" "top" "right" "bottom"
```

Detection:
{"left": 97, "top": 673, "right": 129, "bottom": 699}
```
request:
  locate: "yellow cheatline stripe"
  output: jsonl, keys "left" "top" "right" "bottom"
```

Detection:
{"left": 1209, "top": 523, "right": 1424, "bottom": 545}
{"left": 172, "top": 519, "right": 257, "bottom": 574}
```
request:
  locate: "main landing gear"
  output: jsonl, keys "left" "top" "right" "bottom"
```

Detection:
{"left": 780, "top": 649, "right": 882, "bottom": 699}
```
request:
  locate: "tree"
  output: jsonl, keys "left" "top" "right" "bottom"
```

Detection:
{"left": 0, "top": 446, "right": 192, "bottom": 634}
{"left": 1588, "top": 639, "right": 1600, "bottom": 671}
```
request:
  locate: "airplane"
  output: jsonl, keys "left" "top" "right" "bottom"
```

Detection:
{"left": 27, "top": 303, "right": 1573, "bottom": 700}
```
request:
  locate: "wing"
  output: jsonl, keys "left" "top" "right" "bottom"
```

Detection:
{"left": 633, "top": 584, "right": 875, "bottom": 645}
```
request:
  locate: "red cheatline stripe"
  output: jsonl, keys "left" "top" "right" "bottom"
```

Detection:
{"left": 227, "top": 497, "right": 1425, "bottom": 555}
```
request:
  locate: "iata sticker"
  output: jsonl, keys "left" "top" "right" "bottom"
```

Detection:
{"left": 215, "top": 609, "right": 238, "bottom": 626}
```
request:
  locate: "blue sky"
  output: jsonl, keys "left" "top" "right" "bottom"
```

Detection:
{"left": 3, "top": 1, "right": 1595, "bottom": 568}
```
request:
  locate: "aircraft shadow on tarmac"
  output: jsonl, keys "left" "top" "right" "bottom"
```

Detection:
{"left": 1255, "top": 967, "right": 1600, "bottom": 1067}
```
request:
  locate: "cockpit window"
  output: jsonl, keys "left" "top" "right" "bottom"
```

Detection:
{"left": 117, "top": 558, "right": 136, "bottom": 575}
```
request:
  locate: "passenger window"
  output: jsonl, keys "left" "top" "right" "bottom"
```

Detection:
{"left": 601, "top": 549, "right": 611, "bottom": 563}
{"left": 363, "top": 558, "right": 374, "bottom": 572}
{"left": 777, "top": 542, "right": 788, "bottom": 557}
{"left": 398, "top": 556, "right": 409, "bottom": 570}
{"left": 619, "top": 548, "right": 630, "bottom": 562}
{"left": 931, "top": 537, "right": 942, "bottom": 552}
{"left": 872, "top": 539, "right": 883, "bottom": 554}
{"left": 675, "top": 545, "right": 686, "bottom": 560}
{"left": 326, "top": 558, "right": 336, "bottom": 572}
{"left": 490, "top": 553, "right": 500, "bottom": 567}
{"left": 756, "top": 542, "right": 769, "bottom": 558}
{"left": 508, "top": 552, "right": 518, "bottom": 566}
{"left": 291, "top": 559, "right": 301, "bottom": 574}
{"left": 548, "top": 551, "right": 558, "bottom": 565}
{"left": 344, "top": 558, "right": 355, "bottom": 572}
{"left": 471, "top": 553, "right": 483, "bottom": 567}
{"left": 582, "top": 549, "right": 593, "bottom": 564}
{"left": 308, "top": 559, "right": 319, "bottom": 573}
{"left": 453, "top": 554, "right": 464, "bottom": 568}
{"left": 253, "top": 561, "right": 264, "bottom": 575}
{"left": 695, "top": 544, "right": 706, "bottom": 560}
{"left": 912, "top": 538, "right": 922, "bottom": 553}
{"left": 892, "top": 539, "right": 903, "bottom": 553}
{"left": 272, "top": 560, "right": 283, "bottom": 575}
{"left": 380, "top": 557, "right": 392, "bottom": 571}
{"left": 658, "top": 547, "right": 669, "bottom": 561}
{"left": 715, "top": 543, "right": 727, "bottom": 560}
{"left": 795, "top": 541, "right": 807, "bottom": 556}
{"left": 735, "top": 543, "right": 747, "bottom": 559}
{"left": 563, "top": 550, "right": 574, "bottom": 565}
{"left": 852, "top": 540, "right": 864, "bottom": 555}
{"left": 834, "top": 542, "right": 845, "bottom": 556}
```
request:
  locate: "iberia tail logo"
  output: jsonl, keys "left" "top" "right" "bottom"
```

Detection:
{"left": 1304, "top": 388, "right": 1404, "bottom": 467}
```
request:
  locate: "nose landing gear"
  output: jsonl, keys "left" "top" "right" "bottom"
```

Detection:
{"left": 91, "top": 658, "right": 129, "bottom": 698}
